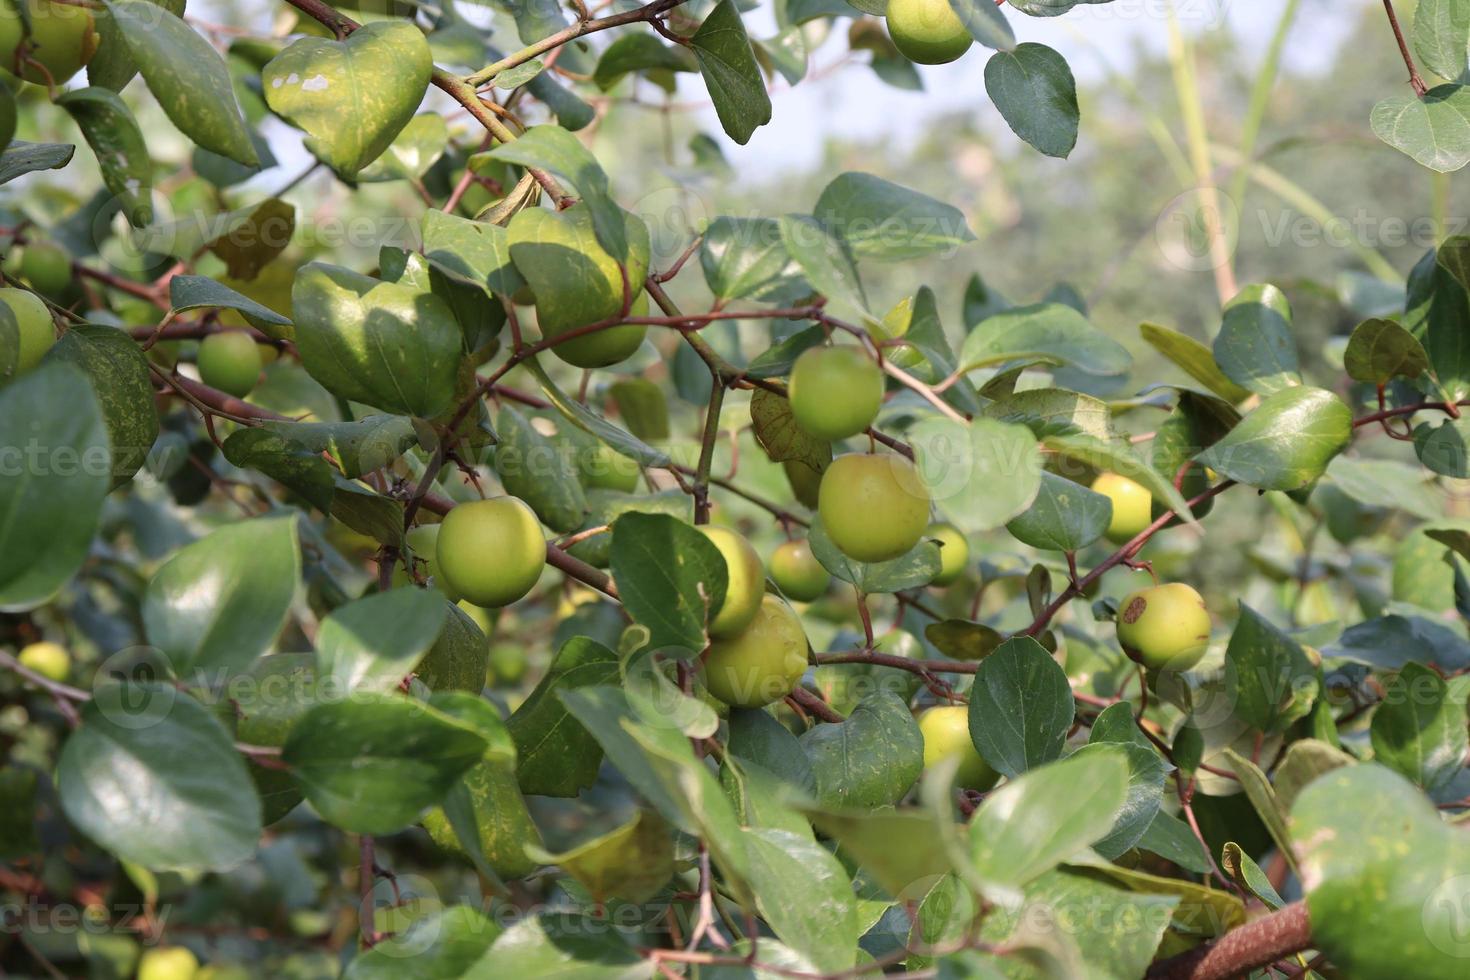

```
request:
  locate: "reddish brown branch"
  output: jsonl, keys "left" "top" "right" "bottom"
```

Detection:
{"left": 1146, "top": 901, "right": 1311, "bottom": 980}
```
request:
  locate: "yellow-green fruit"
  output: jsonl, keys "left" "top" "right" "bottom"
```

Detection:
{"left": 788, "top": 345, "right": 884, "bottom": 441}
{"left": 700, "top": 525, "right": 765, "bottom": 639}
{"left": 770, "top": 539, "right": 829, "bottom": 602}
{"left": 927, "top": 522, "right": 969, "bottom": 586}
{"left": 136, "top": 946, "right": 199, "bottom": 980}
{"left": 1092, "top": 472, "right": 1153, "bottom": 545}
{"left": 701, "top": 594, "right": 808, "bottom": 708}
{"left": 487, "top": 643, "right": 528, "bottom": 687}
{"left": 437, "top": 497, "right": 546, "bottom": 607}
{"left": 1115, "top": 582, "right": 1211, "bottom": 672}
{"left": 918, "top": 705, "right": 999, "bottom": 791}
{"left": 819, "top": 453, "right": 931, "bottom": 563}
{"left": 17, "top": 641, "right": 69, "bottom": 682}
{"left": 196, "top": 332, "right": 262, "bottom": 398}
{"left": 886, "top": 0, "right": 972, "bottom": 65}
{"left": 0, "top": 286, "right": 53, "bottom": 372}
{"left": 18, "top": 241, "right": 71, "bottom": 299}
{"left": 579, "top": 443, "right": 640, "bottom": 493}
{"left": 0, "top": 0, "right": 99, "bottom": 86}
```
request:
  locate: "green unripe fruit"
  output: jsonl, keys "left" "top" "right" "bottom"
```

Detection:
{"left": 927, "top": 522, "right": 968, "bottom": 586}
{"left": 17, "top": 640, "right": 69, "bottom": 682}
{"left": 196, "top": 331, "right": 262, "bottom": 398}
{"left": 487, "top": 642, "right": 528, "bottom": 687}
{"left": 701, "top": 594, "right": 809, "bottom": 708}
{"left": 886, "top": 0, "right": 972, "bottom": 65}
{"left": 18, "top": 241, "right": 72, "bottom": 300}
{"left": 1092, "top": 472, "right": 1152, "bottom": 545}
{"left": 918, "top": 705, "right": 999, "bottom": 791}
{"left": 770, "top": 539, "right": 830, "bottom": 602}
{"left": 579, "top": 443, "right": 640, "bottom": 493}
{"left": 436, "top": 497, "right": 546, "bottom": 607}
{"left": 788, "top": 345, "right": 884, "bottom": 441}
{"left": 819, "top": 453, "right": 931, "bottom": 563}
{"left": 136, "top": 946, "right": 199, "bottom": 980}
{"left": 699, "top": 525, "right": 765, "bottom": 639}
{"left": 550, "top": 290, "right": 649, "bottom": 370}
{"left": 1115, "top": 582, "right": 1211, "bottom": 672}
{"left": 0, "top": 0, "right": 99, "bottom": 86}
{"left": 0, "top": 286, "right": 54, "bottom": 372}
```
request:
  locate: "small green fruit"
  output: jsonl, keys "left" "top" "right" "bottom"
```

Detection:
{"left": 700, "top": 525, "right": 765, "bottom": 639}
{"left": 18, "top": 241, "right": 72, "bottom": 300}
{"left": 0, "top": 286, "right": 54, "bottom": 372}
{"left": 1115, "top": 582, "right": 1211, "bottom": 672}
{"left": 487, "top": 642, "right": 528, "bottom": 687}
{"left": 788, "top": 345, "right": 884, "bottom": 441}
{"left": 886, "top": 0, "right": 972, "bottom": 65}
{"left": 770, "top": 539, "right": 830, "bottom": 602}
{"left": 1092, "top": 472, "right": 1152, "bottom": 545}
{"left": 196, "top": 331, "right": 262, "bottom": 398}
{"left": 918, "top": 705, "right": 998, "bottom": 791}
{"left": 819, "top": 453, "right": 931, "bottom": 563}
{"left": 579, "top": 443, "right": 640, "bottom": 493}
{"left": 436, "top": 497, "right": 546, "bottom": 607}
{"left": 927, "top": 522, "right": 968, "bottom": 586}
{"left": 17, "top": 641, "right": 69, "bottom": 682}
{"left": 136, "top": 946, "right": 199, "bottom": 980}
{"left": 0, "top": 0, "right": 99, "bottom": 86}
{"left": 701, "top": 594, "right": 809, "bottom": 708}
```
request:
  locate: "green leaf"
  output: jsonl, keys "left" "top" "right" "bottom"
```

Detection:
{"left": 1370, "top": 661, "right": 1468, "bottom": 792}
{"left": 255, "top": 415, "right": 418, "bottom": 480}
{"left": 1272, "top": 738, "right": 1356, "bottom": 814}
{"left": 1327, "top": 456, "right": 1443, "bottom": 521}
{"left": 808, "top": 515, "right": 942, "bottom": 594}
{"left": 493, "top": 405, "right": 587, "bottom": 533}
{"left": 1212, "top": 283, "right": 1300, "bottom": 395}
{"left": 262, "top": 21, "right": 432, "bottom": 179}
{"left": 57, "top": 685, "right": 261, "bottom": 871}
{"left": 1220, "top": 842, "right": 1284, "bottom": 909}
{"left": 43, "top": 324, "right": 159, "bottom": 490}
{"left": 779, "top": 213, "right": 867, "bottom": 313}
{"left": 1293, "top": 764, "right": 1470, "bottom": 979}
{"left": 520, "top": 358, "right": 670, "bottom": 467}
{"left": 142, "top": 517, "right": 299, "bottom": 680}
{"left": 969, "top": 748, "right": 1129, "bottom": 891}
{"left": 1196, "top": 386, "right": 1352, "bottom": 491}
{"left": 317, "top": 588, "right": 446, "bottom": 695}
{"left": 812, "top": 172, "right": 975, "bottom": 260}
{"left": 910, "top": 417, "right": 1043, "bottom": 532}
{"left": 344, "top": 906, "right": 502, "bottom": 980}
{"left": 358, "top": 113, "right": 449, "bottom": 183}
{"left": 89, "top": 0, "right": 186, "bottom": 91}
{"left": 1135, "top": 810, "right": 1210, "bottom": 874}
{"left": 948, "top": 0, "right": 1016, "bottom": 50}
{"left": 282, "top": 693, "right": 488, "bottom": 835}
{"left": 1342, "top": 316, "right": 1430, "bottom": 384}
{"left": 983, "top": 43, "right": 1078, "bottom": 158}
{"left": 801, "top": 692, "right": 924, "bottom": 809}
{"left": 1005, "top": 471, "right": 1111, "bottom": 552}
{"left": 421, "top": 208, "right": 524, "bottom": 298}
{"left": 486, "top": 124, "right": 630, "bottom": 262}
{"left": 750, "top": 387, "right": 831, "bottom": 473}
{"left": 691, "top": 0, "right": 772, "bottom": 145}
{"left": 741, "top": 828, "right": 859, "bottom": 973}
{"left": 507, "top": 637, "right": 621, "bottom": 797}
{"left": 0, "top": 140, "right": 75, "bottom": 185}
{"left": 207, "top": 198, "right": 295, "bottom": 282}
{"left": 290, "top": 263, "right": 462, "bottom": 418}
{"left": 1084, "top": 716, "right": 1167, "bottom": 858}
{"left": 1409, "top": 244, "right": 1470, "bottom": 401}
{"left": 1139, "top": 322, "right": 1251, "bottom": 403}
{"left": 1224, "top": 604, "right": 1320, "bottom": 734}
{"left": 0, "top": 364, "right": 109, "bottom": 612}
{"left": 526, "top": 810, "right": 673, "bottom": 903}
{"left": 960, "top": 302, "right": 1130, "bottom": 377}
{"left": 592, "top": 33, "right": 698, "bottom": 89}
{"left": 1414, "top": 0, "right": 1470, "bottom": 82}
{"left": 169, "top": 275, "right": 292, "bottom": 330}
{"left": 968, "top": 637, "right": 1073, "bottom": 778}
{"left": 230, "top": 652, "right": 314, "bottom": 824}
{"left": 699, "top": 216, "right": 801, "bottom": 302}
{"left": 1222, "top": 749, "right": 1295, "bottom": 872}
{"left": 608, "top": 512, "right": 727, "bottom": 654}
{"left": 106, "top": 0, "right": 256, "bottom": 166}
{"left": 1371, "top": 83, "right": 1470, "bottom": 172}
{"left": 463, "top": 913, "right": 643, "bottom": 978}
{"left": 924, "top": 619, "right": 1003, "bottom": 661}
{"left": 56, "top": 88, "right": 153, "bottom": 226}
{"left": 608, "top": 379, "right": 669, "bottom": 442}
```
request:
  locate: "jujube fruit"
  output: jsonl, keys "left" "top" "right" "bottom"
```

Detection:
{"left": 0, "top": 286, "right": 54, "bottom": 373}
{"left": 699, "top": 525, "right": 765, "bottom": 639}
{"left": 136, "top": 946, "right": 199, "bottom": 980}
{"left": 701, "top": 594, "right": 809, "bottom": 708}
{"left": 196, "top": 331, "right": 262, "bottom": 398}
{"left": 1115, "top": 582, "right": 1210, "bottom": 672}
{"left": 1092, "top": 472, "right": 1152, "bottom": 545}
{"left": 918, "top": 705, "right": 999, "bottom": 791}
{"left": 819, "top": 453, "right": 931, "bottom": 563}
{"left": 788, "top": 345, "right": 884, "bottom": 441}
{"left": 579, "top": 443, "right": 640, "bottom": 493}
{"left": 885, "top": 0, "right": 972, "bottom": 66}
{"left": 0, "top": 0, "right": 98, "bottom": 86}
{"left": 770, "top": 539, "right": 830, "bottom": 602}
{"left": 18, "top": 240, "right": 72, "bottom": 300}
{"left": 436, "top": 497, "right": 546, "bottom": 607}
{"left": 17, "top": 640, "right": 69, "bottom": 682}
{"left": 927, "top": 522, "right": 969, "bottom": 586}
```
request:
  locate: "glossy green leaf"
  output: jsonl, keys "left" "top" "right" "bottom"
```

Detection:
{"left": 750, "top": 387, "right": 831, "bottom": 473}
{"left": 207, "top": 198, "right": 295, "bottom": 282}
{"left": 691, "top": 0, "right": 772, "bottom": 145}
{"left": 592, "top": 33, "right": 698, "bottom": 89}
{"left": 507, "top": 636, "right": 620, "bottom": 797}
{"left": 421, "top": 208, "right": 524, "bottom": 298}
{"left": 1224, "top": 603, "right": 1320, "bottom": 734}
{"left": 43, "top": 324, "right": 158, "bottom": 490}
{"left": 263, "top": 21, "right": 432, "bottom": 179}
{"left": 106, "top": 0, "right": 256, "bottom": 166}
{"left": 608, "top": 378, "right": 669, "bottom": 442}
{"left": 487, "top": 124, "right": 629, "bottom": 261}
{"left": 142, "top": 516, "right": 299, "bottom": 680}
{"left": 801, "top": 692, "right": 924, "bottom": 809}
{"left": 507, "top": 204, "right": 650, "bottom": 341}
{"left": 608, "top": 511, "right": 727, "bottom": 654}
{"left": 968, "top": 637, "right": 1073, "bottom": 778}
{"left": 169, "top": 275, "right": 292, "bottom": 330}
{"left": 1213, "top": 283, "right": 1300, "bottom": 395}
{"left": 808, "top": 515, "right": 942, "bottom": 594}
{"left": 948, "top": 0, "right": 1016, "bottom": 50}
{"left": 812, "top": 171, "right": 975, "bottom": 260}
{"left": 493, "top": 405, "right": 587, "bottom": 533}
{"left": 1408, "top": 244, "right": 1470, "bottom": 400}
{"left": 700, "top": 216, "right": 802, "bottom": 302}
{"left": 0, "top": 140, "right": 75, "bottom": 185}
{"left": 462, "top": 913, "right": 643, "bottom": 978}
{"left": 526, "top": 810, "right": 673, "bottom": 903}
{"left": 959, "top": 302, "right": 1130, "bottom": 377}
{"left": 1370, "top": 661, "right": 1468, "bottom": 792}
{"left": 779, "top": 213, "right": 867, "bottom": 313}
{"left": 89, "top": 0, "right": 186, "bottom": 91}
{"left": 57, "top": 684, "right": 261, "bottom": 871}
{"left": 1372, "top": 83, "right": 1470, "bottom": 172}
{"left": 56, "top": 87, "right": 152, "bottom": 226}
{"left": 1413, "top": 0, "right": 1470, "bottom": 81}
{"left": 358, "top": 113, "right": 449, "bottom": 182}
{"left": 344, "top": 906, "right": 502, "bottom": 980}
{"left": 910, "top": 417, "right": 1042, "bottom": 532}
{"left": 1343, "top": 316, "right": 1430, "bottom": 383}
{"left": 984, "top": 42, "right": 1078, "bottom": 158}
{"left": 1139, "top": 321, "right": 1251, "bottom": 403}
{"left": 1084, "top": 714, "right": 1167, "bottom": 858}
{"left": 317, "top": 588, "right": 446, "bottom": 695}
{"left": 1327, "top": 455, "right": 1442, "bottom": 520}
{"left": 808, "top": 807, "right": 957, "bottom": 899}
{"left": 230, "top": 652, "right": 314, "bottom": 824}
{"left": 256, "top": 415, "right": 418, "bottom": 480}
{"left": 1196, "top": 386, "right": 1352, "bottom": 491}
{"left": 742, "top": 828, "right": 859, "bottom": 973}
{"left": 1221, "top": 842, "right": 1284, "bottom": 909}
{"left": 0, "top": 364, "right": 109, "bottom": 611}
{"left": 1005, "top": 471, "right": 1111, "bottom": 552}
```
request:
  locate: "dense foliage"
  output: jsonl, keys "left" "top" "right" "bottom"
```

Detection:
{"left": 4, "top": 0, "right": 1470, "bottom": 977}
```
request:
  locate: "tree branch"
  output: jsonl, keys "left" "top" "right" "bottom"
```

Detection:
{"left": 1381, "top": 0, "right": 1428, "bottom": 96}
{"left": 1146, "top": 901, "right": 1311, "bottom": 980}
{"left": 466, "top": 0, "right": 688, "bottom": 87}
